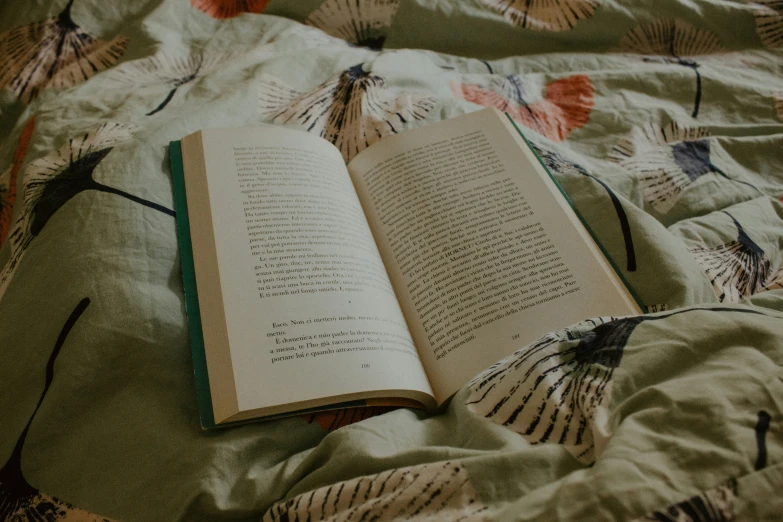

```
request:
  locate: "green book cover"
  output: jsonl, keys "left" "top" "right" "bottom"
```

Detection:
{"left": 169, "top": 140, "right": 218, "bottom": 429}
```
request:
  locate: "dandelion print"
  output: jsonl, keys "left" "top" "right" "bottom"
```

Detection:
{"left": 0, "top": 0, "right": 128, "bottom": 104}
{"left": 609, "top": 122, "right": 761, "bottom": 214}
{"left": 749, "top": 1, "right": 783, "bottom": 48}
{"left": 261, "top": 461, "right": 489, "bottom": 521}
{"left": 258, "top": 64, "right": 435, "bottom": 161}
{"left": 632, "top": 479, "right": 737, "bottom": 522}
{"left": 468, "top": 307, "right": 771, "bottom": 463}
{"left": 306, "top": 0, "right": 400, "bottom": 49}
{"left": 467, "top": 317, "right": 630, "bottom": 464}
{"left": 477, "top": 0, "right": 600, "bottom": 31}
{"left": 107, "top": 52, "right": 235, "bottom": 115}
{"left": 762, "top": 265, "right": 783, "bottom": 292}
{"left": 0, "top": 123, "right": 174, "bottom": 299}
{"left": 0, "top": 297, "right": 115, "bottom": 521}
{"left": 617, "top": 19, "right": 723, "bottom": 118}
{"left": 755, "top": 411, "right": 771, "bottom": 471}
{"left": 689, "top": 213, "right": 773, "bottom": 303}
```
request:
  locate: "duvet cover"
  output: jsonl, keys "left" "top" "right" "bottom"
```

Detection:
{"left": 1, "top": 0, "right": 782, "bottom": 520}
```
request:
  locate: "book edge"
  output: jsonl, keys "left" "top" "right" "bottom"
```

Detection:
{"left": 170, "top": 140, "right": 219, "bottom": 430}
{"left": 502, "top": 114, "right": 646, "bottom": 314}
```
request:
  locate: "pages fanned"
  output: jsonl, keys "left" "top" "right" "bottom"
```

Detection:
{"left": 169, "top": 108, "right": 641, "bottom": 429}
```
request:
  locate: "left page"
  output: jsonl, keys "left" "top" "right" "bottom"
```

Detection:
{"left": 180, "top": 127, "right": 434, "bottom": 424}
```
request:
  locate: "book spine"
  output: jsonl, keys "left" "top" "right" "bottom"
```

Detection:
{"left": 169, "top": 140, "right": 218, "bottom": 429}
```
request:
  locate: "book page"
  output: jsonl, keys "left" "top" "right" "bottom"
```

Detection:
{"left": 182, "top": 127, "right": 434, "bottom": 423}
{"left": 347, "top": 108, "right": 640, "bottom": 403}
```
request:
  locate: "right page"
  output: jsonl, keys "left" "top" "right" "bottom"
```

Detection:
{"left": 347, "top": 108, "right": 641, "bottom": 403}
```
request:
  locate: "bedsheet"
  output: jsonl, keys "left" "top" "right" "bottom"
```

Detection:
{"left": 1, "top": 1, "right": 782, "bottom": 520}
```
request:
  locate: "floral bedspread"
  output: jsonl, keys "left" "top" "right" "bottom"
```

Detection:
{"left": 1, "top": 0, "right": 782, "bottom": 520}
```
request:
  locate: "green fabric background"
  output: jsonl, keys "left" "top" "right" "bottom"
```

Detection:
{"left": 0, "top": 1, "right": 782, "bottom": 520}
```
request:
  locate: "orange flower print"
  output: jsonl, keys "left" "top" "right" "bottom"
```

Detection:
{"left": 191, "top": 0, "right": 270, "bottom": 19}
{"left": 0, "top": 117, "right": 35, "bottom": 248}
{"left": 303, "top": 406, "right": 396, "bottom": 431}
{"left": 452, "top": 74, "right": 594, "bottom": 142}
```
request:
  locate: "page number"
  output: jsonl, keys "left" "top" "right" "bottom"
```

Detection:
{"left": 512, "top": 334, "right": 520, "bottom": 340}
{"left": 362, "top": 363, "right": 370, "bottom": 369}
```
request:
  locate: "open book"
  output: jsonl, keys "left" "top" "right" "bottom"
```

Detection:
{"left": 170, "top": 108, "right": 641, "bottom": 428}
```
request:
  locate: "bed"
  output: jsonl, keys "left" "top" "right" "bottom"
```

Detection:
{"left": 1, "top": 0, "right": 782, "bottom": 520}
